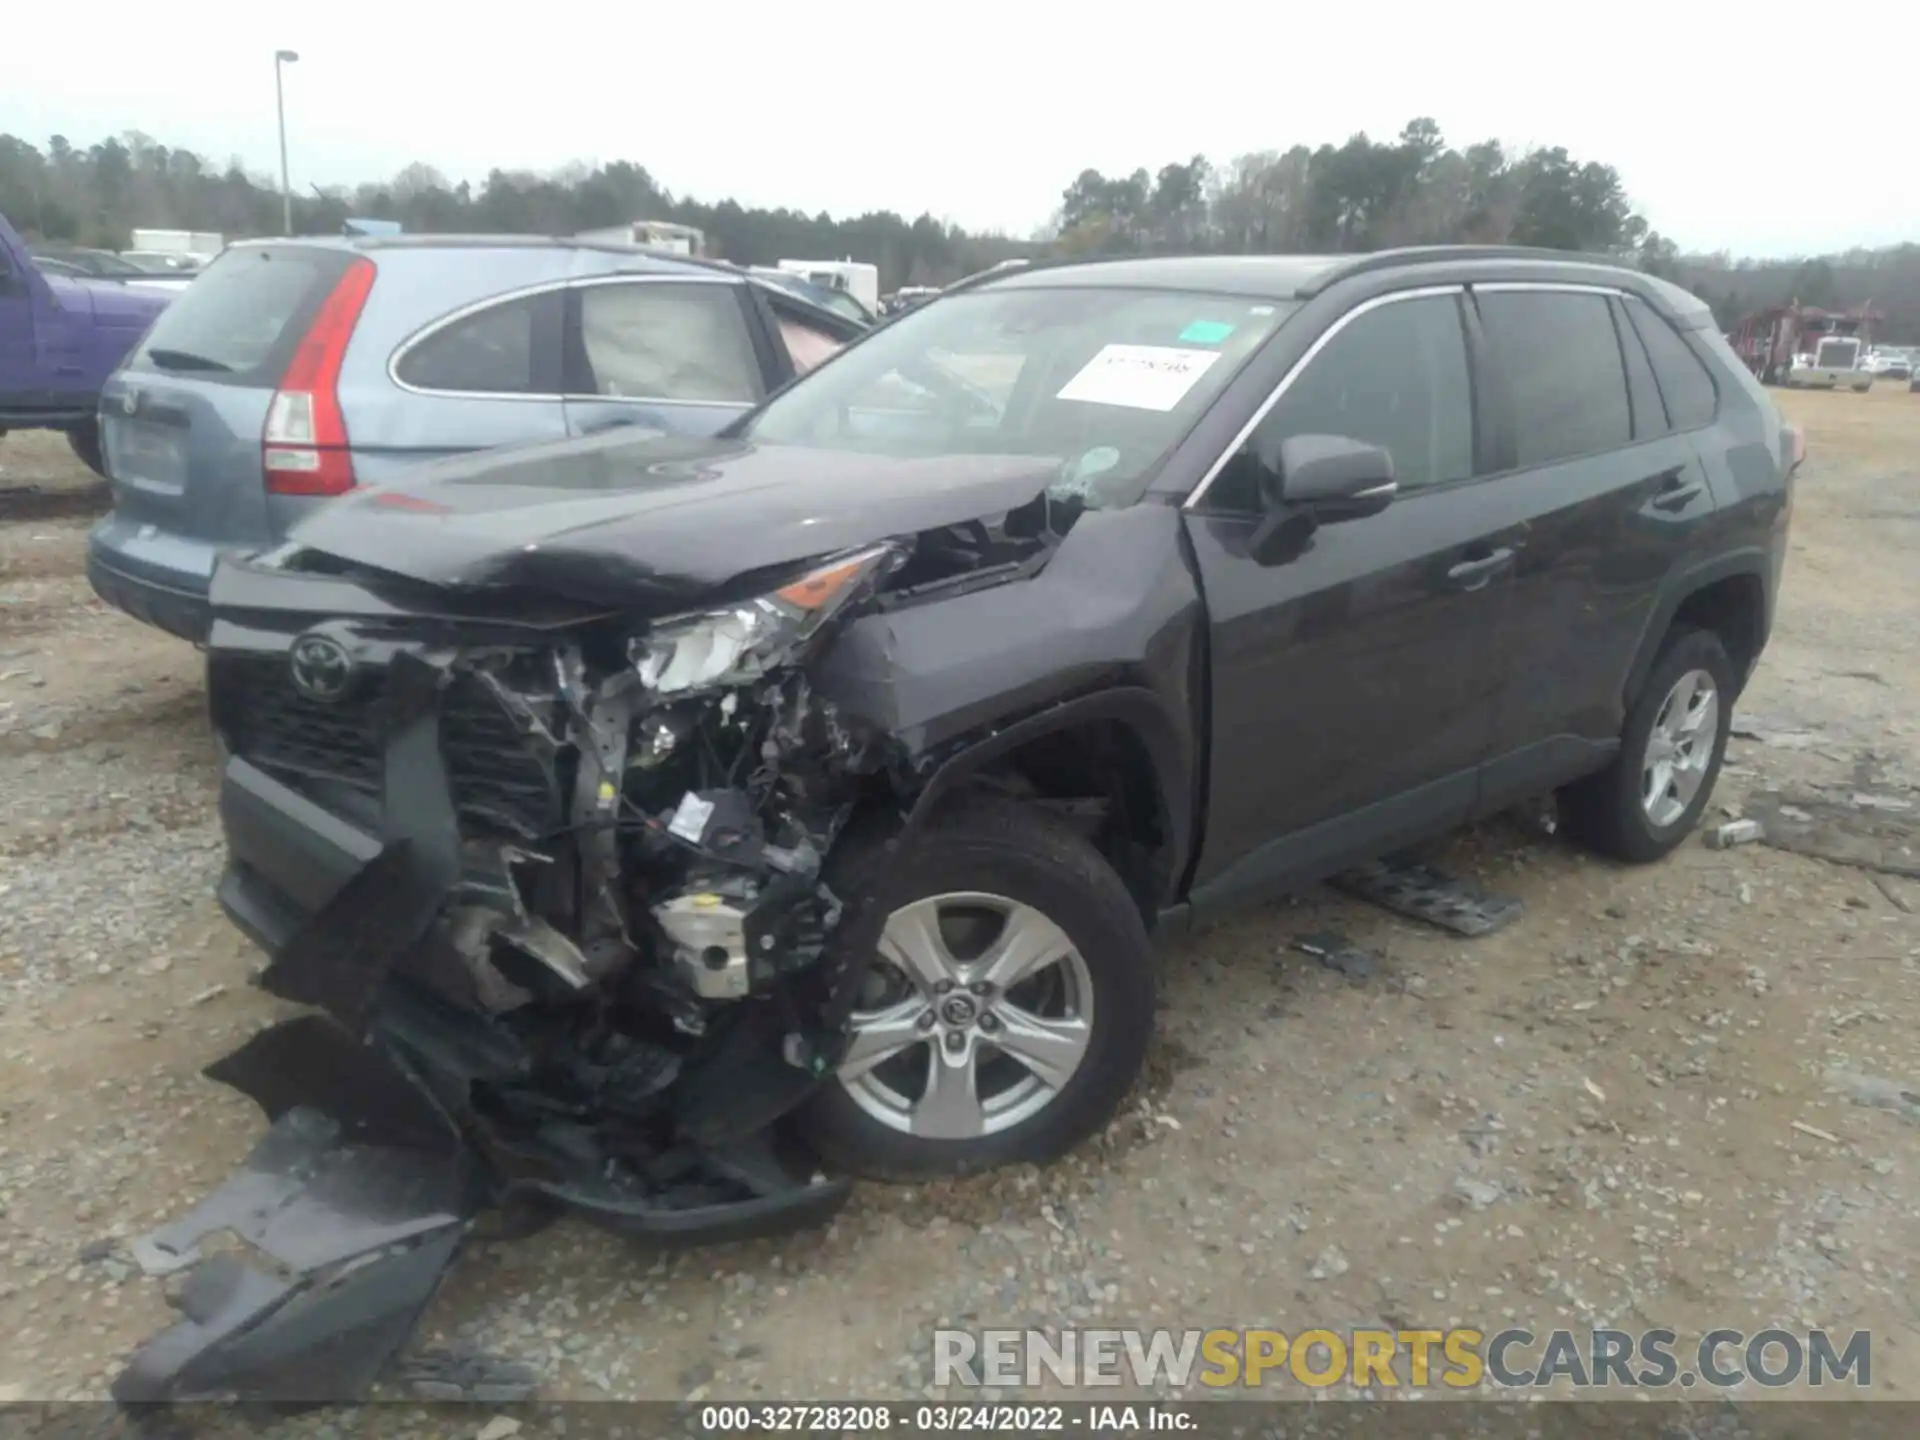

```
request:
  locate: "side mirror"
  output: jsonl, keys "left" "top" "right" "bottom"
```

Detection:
{"left": 1254, "top": 432, "right": 1397, "bottom": 521}
{"left": 1242, "top": 433, "right": 1396, "bottom": 566}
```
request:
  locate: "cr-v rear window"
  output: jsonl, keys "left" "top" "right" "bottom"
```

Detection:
{"left": 126, "top": 245, "right": 360, "bottom": 386}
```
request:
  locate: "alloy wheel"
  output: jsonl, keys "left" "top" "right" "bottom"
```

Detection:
{"left": 1641, "top": 667, "right": 1719, "bottom": 827}
{"left": 838, "top": 892, "right": 1095, "bottom": 1139}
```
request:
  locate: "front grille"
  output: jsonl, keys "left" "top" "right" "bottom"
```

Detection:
{"left": 220, "top": 657, "right": 559, "bottom": 838}
{"left": 441, "top": 676, "right": 560, "bottom": 837}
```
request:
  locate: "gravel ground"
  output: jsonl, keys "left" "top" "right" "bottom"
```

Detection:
{"left": 0, "top": 389, "right": 1916, "bottom": 1427}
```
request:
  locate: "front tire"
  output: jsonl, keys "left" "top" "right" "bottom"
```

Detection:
{"left": 1559, "top": 626, "right": 1735, "bottom": 863}
{"left": 798, "top": 801, "right": 1154, "bottom": 1181}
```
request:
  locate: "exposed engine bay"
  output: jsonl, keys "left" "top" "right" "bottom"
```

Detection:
{"left": 112, "top": 502, "right": 1075, "bottom": 1405}
{"left": 368, "top": 543, "right": 908, "bottom": 1199}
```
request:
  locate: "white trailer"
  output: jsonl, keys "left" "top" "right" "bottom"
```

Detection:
{"left": 129, "top": 229, "right": 225, "bottom": 261}
{"left": 574, "top": 221, "right": 706, "bottom": 256}
{"left": 776, "top": 259, "right": 880, "bottom": 314}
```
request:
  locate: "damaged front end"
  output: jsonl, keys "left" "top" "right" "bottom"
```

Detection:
{"left": 117, "top": 541, "right": 925, "bottom": 1404}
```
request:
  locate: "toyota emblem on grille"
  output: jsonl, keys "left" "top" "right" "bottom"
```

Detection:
{"left": 288, "top": 633, "right": 355, "bottom": 703}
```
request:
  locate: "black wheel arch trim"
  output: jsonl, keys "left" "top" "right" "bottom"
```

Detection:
{"left": 1623, "top": 546, "right": 1772, "bottom": 709}
{"left": 895, "top": 686, "right": 1195, "bottom": 910}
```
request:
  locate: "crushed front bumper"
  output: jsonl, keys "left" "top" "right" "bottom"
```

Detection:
{"left": 216, "top": 754, "right": 383, "bottom": 956}
{"left": 115, "top": 647, "right": 854, "bottom": 1406}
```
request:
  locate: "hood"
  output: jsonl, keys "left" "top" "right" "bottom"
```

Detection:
{"left": 285, "top": 429, "right": 1061, "bottom": 610}
{"left": 47, "top": 274, "right": 171, "bottom": 324}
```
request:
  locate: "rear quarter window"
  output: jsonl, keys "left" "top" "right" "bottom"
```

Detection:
{"left": 1624, "top": 296, "right": 1718, "bottom": 430}
{"left": 126, "top": 245, "right": 357, "bottom": 386}
{"left": 394, "top": 293, "right": 553, "bottom": 395}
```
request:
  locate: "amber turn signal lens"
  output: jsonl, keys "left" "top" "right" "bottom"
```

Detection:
{"left": 773, "top": 548, "right": 887, "bottom": 611}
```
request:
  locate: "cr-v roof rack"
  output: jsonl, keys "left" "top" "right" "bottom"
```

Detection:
{"left": 1296, "top": 244, "right": 1633, "bottom": 298}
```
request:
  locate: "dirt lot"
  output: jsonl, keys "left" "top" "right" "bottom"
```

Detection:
{"left": 0, "top": 387, "right": 1916, "bottom": 1420}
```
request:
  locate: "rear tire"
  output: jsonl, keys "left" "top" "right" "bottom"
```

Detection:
{"left": 1558, "top": 626, "right": 1735, "bottom": 864}
{"left": 67, "top": 421, "right": 107, "bottom": 479}
{"left": 798, "top": 800, "right": 1154, "bottom": 1182}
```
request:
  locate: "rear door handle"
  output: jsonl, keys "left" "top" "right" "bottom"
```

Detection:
{"left": 1651, "top": 468, "right": 1706, "bottom": 513}
{"left": 1652, "top": 484, "right": 1705, "bottom": 513}
{"left": 1446, "top": 546, "right": 1515, "bottom": 591}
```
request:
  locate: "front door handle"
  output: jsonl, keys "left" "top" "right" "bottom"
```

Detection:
{"left": 1446, "top": 546, "right": 1515, "bottom": 591}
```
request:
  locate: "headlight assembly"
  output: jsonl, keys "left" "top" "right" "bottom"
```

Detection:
{"left": 630, "top": 543, "right": 899, "bottom": 696}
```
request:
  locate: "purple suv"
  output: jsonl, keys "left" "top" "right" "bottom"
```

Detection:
{"left": 0, "top": 211, "right": 170, "bottom": 476}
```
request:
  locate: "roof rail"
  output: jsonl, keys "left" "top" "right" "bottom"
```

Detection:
{"left": 940, "top": 257, "right": 1034, "bottom": 296}
{"left": 1296, "top": 244, "right": 1635, "bottom": 298}
{"left": 322, "top": 230, "right": 754, "bottom": 278}
{"left": 939, "top": 251, "right": 1163, "bottom": 297}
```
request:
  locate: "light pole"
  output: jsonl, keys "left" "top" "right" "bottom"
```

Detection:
{"left": 274, "top": 49, "right": 299, "bottom": 235}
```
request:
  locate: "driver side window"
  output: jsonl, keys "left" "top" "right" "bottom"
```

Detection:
{"left": 1208, "top": 294, "right": 1474, "bottom": 512}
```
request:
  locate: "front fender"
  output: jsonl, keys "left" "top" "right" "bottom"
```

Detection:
{"left": 807, "top": 503, "right": 1206, "bottom": 907}
{"left": 897, "top": 685, "right": 1195, "bottom": 894}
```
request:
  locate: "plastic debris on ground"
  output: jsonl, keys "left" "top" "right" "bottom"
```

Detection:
{"left": 395, "top": 1346, "right": 542, "bottom": 1404}
{"left": 1330, "top": 857, "right": 1525, "bottom": 937}
{"left": 1744, "top": 789, "right": 1920, "bottom": 878}
{"left": 1290, "top": 930, "right": 1379, "bottom": 980}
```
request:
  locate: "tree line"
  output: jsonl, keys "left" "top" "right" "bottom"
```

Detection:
{"left": 0, "top": 132, "right": 1026, "bottom": 289}
{"left": 1674, "top": 249, "right": 1920, "bottom": 344}
{"left": 1053, "top": 120, "right": 1668, "bottom": 261}
{"left": 2, "top": 122, "right": 1913, "bottom": 337}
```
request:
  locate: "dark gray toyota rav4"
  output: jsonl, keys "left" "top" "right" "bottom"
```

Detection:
{"left": 117, "top": 247, "right": 1799, "bottom": 1402}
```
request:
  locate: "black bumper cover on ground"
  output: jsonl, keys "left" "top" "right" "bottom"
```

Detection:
{"left": 112, "top": 1016, "right": 485, "bottom": 1404}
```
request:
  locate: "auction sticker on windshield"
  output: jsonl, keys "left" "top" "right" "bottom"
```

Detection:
{"left": 1056, "top": 344, "right": 1222, "bottom": 412}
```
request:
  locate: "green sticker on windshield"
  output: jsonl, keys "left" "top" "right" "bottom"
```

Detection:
{"left": 1179, "top": 320, "right": 1235, "bottom": 344}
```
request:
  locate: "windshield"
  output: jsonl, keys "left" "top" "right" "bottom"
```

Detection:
{"left": 80, "top": 251, "right": 147, "bottom": 277}
{"left": 36, "top": 249, "right": 143, "bottom": 277}
{"left": 756, "top": 271, "right": 872, "bottom": 325}
{"left": 742, "top": 286, "right": 1291, "bottom": 508}
{"left": 817, "top": 289, "right": 874, "bottom": 324}
{"left": 123, "top": 252, "right": 197, "bottom": 272}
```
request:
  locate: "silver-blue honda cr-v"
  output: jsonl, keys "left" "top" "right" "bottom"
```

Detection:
{"left": 87, "top": 235, "right": 867, "bottom": 640}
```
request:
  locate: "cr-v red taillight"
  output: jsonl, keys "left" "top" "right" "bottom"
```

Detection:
{"left": 263, "top": 257, "right": 376, "bottom": 496}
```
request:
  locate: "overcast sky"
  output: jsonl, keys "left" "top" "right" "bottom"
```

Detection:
{"left": 3, "top": 1, "right": 1912, "bottom": 258}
